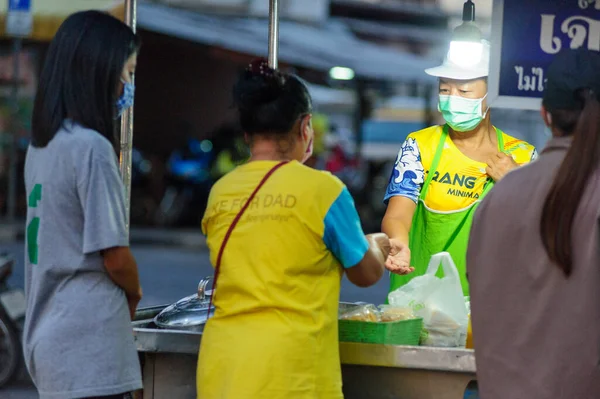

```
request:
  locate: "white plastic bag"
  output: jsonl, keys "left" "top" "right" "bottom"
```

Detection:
{"left": 388, "top": 252, "right": 469, "bottom": 347}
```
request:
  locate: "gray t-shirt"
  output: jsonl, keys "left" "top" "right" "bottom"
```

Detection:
{"left": 23, "top": 121, "right": 142, "bottom": 399}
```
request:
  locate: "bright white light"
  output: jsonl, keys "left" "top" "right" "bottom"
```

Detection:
{"left": 329, "top": 66, "right": 355, "bottom": 81}
{"left": 448, "top": 41, "right": 483, "bottom": 67}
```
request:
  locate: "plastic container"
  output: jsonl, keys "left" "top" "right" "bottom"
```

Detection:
{"left": 339, "top": 318, "right": 423, "bottom": 346}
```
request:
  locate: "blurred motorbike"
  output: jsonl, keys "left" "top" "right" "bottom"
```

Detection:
{"left": 155, "top": 138, "right": 214, "bottom": 227}
{"left": 130, "top": 147, "right": 156, "bottom": 225}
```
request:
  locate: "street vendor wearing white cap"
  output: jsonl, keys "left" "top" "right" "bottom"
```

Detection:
{"left": 382, "top": 40, "right": 537, "bottom": 296}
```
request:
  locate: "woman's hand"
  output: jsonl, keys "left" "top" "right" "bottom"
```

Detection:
{"left": 366, "top": 233, "right": 391, "bottom": 261}
{"left": 385, "top": 238, "right": 415, "bottom": 275}
{"left": 486, "top": 152, "right": 519, "bottom": 182}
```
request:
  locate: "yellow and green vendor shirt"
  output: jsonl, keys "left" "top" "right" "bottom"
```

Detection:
{"left": 384, "top": 125, "right": 537, "bottom": 211}
{"left": 198, "top": 160, "right": 369, "bottom": 399}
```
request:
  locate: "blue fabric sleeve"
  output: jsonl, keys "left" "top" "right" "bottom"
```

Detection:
{"left": 383, "top": 137, "right": 425, "bottom": 205}
{"left": 323, "top": 187, "right": 369, "bottom": 269}
{"left": 530, "top": 148, "right": 538, "bottom": 162}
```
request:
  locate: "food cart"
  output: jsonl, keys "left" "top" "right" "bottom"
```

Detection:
{"left": 132, "top": 305, "right": 477, "bottom": 399}
{"left": 131, "top": 277, "right": 477, "bottom": 398}
{"left": 118, "top": 0, "right": 478, "bottom": 397}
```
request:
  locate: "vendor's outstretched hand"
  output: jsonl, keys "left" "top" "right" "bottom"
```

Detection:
{"left": 486, "top": 152, "right": 518, "bottom": 182}
{"left": 385, "top": 239, "right": 415, "bottom": 275}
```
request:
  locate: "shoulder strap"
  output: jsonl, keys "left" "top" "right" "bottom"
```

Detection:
{"left": 495, "top": 127, "right": 505, "bottom": 152}
{"left": 208, "top": 161, "right": 288, "bottom": 317}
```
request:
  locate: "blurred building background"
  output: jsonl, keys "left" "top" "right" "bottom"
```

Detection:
{"left": 0, "top": 2, "right": 551, "bottom": 396}
{"left": 0, "top": 0, "right": 548, "bottom": 232}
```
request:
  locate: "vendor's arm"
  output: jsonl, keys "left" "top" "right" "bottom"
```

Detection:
{"left": 382, "top": 197, "right": 416, "bottom": 274}
{"left": 381, "top": 138, "right": 423, "bottom": 274}
{"left": 323, "top": 187, "right": 387, "bottom": 287}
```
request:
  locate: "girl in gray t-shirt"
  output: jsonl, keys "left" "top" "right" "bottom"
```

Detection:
{"left": 24, "top": 11, "right": 143, "bottom": 399}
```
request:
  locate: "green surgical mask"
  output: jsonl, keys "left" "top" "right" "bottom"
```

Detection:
{"left": 438, "top": 94, "right": 488, "bottom": 132}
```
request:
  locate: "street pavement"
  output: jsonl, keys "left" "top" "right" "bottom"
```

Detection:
{"left": 0, "top": 240, "right": 391, "bottom": 398}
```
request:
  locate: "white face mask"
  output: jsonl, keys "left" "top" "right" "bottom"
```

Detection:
{"left": 438, "top": 93, "right": 488, "bottom": 132}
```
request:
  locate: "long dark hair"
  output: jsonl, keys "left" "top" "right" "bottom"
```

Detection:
{"left": 540, "top": 89, "right": 600, "bottom": 276}
{"left": 32, "top": 11, "right": 141, "bottom": 148}
{"left": 233, "top": 59, "right": 312, "bottom": 137}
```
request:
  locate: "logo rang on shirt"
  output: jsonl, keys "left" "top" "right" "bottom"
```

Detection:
{"left": 428, "top": 170, "right": 483, "bottom": 200}
{"left": 430, "top": 171, "right": 477, "bottom": 189}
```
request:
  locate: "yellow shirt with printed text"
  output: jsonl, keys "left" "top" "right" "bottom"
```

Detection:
{"left": 197, "top": 160, "right": 362, "bottom": 399}
{"left": 411, "top": 126, "right": 536, "bottom": 212}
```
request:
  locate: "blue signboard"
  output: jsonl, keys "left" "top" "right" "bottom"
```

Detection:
{"left": 8, "top": 0, "right": 31, "bottom": 12}
{"left": 489, "top": 0, "right": 600, "bottom": 110}
{"left": 6, "top": 0, "right": 33, "bottom": 37}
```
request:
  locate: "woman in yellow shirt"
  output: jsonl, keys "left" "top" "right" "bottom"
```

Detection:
{"left": 196, "top": 59, "right": 402, "bottom": 399}
{"left": 382, "top": 40, "right": 537, "bottom": 295}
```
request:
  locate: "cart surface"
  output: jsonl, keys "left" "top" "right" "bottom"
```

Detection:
{"left": 133, "top": 307, "right": 478, "bottom": 399}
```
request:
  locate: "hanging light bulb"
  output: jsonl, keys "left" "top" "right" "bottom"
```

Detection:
{"left": 447, "top": 0, "right": 483, "bottom": 67}
{"left": 448, "top": 40, "right": 483, "bottom": 67}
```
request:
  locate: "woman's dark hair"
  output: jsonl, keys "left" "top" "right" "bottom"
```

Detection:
{"left": 233, "top": 59, "right": 312, "bottom": 136}
{"left": 540, "top": 88, "right": 600, "bottom": 276}
{"left": 32, "top": 10, "right": 141, "bottom": 148}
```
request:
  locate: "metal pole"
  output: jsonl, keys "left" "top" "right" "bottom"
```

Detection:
{"left": 7, "top": 38, "right": 22, "bottom": 222}
{"left": 268, "top": 0, "right": 279, "bottom": 69}
{"left": 120, "top": 0, "right": 137, "bottom": 233}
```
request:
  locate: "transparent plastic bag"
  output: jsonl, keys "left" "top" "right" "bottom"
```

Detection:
{"left": 420, "top": 304, "right": 464, "bottom": 347}
{"left": 339, "top": 304, "right": 380, "bottom": 322}
{"left": 378, "top": 305, "right": 415, "bottom": 323}
{"left": 387, "top": 252, "right": 469, "bottom": 347}
{"left": 389, "top": 274, "right": 440, "bottom": 312}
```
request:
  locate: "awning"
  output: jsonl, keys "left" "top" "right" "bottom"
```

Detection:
{"left": 339, "top": 17, "right": 449, "bottom": 44}
{"left": 0, "top": 0, "right": 124, "bottom": 41}
{"left": 137, "top": 2, "right": 438, "bottom": 83}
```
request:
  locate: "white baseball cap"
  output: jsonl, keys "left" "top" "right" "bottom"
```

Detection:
{"left": 425, "top": 39, "right": 490, "bottom": 80}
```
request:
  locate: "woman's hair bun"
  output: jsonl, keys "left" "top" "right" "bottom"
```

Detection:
{"left": 232, "top": 58, "right": 312, "bottom": 135}
{"left": 246, "top": 59, "right": 277, "bottom": 80}
{"left": 233, "top": 58, "right": 286, "bottom": 113}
